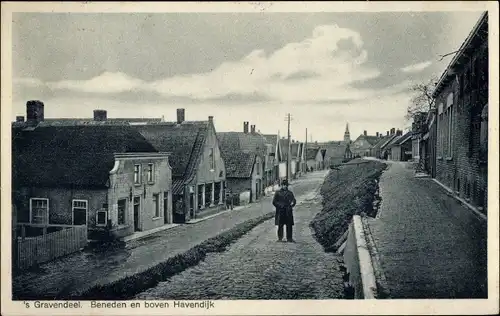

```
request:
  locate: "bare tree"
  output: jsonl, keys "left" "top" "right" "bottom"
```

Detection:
{"left": 405, "top": 76, "right": 439, "bottom": 121}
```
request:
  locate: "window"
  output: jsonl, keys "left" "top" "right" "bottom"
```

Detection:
{"left": 209, "top": 148, "right": 215, "bottom": 170}
{"left": 256, "top": 160, "right": 260, "bottom": 175}
{"left": 72, "top": 199, "right": 88, "bottom": 226}
{"left": 479, "top": 104, "right": 488, "bottom": 163}
{"left": 147, "top": 163, "right": 154, "bottom": 183}
{"left": 96, "top": 209, "right": 107, "bottom": 226}
{"left": 30, "top": 198, "right": 49, "bottom": 224}
{"left": 134, "top": 164, "right": 141, "bottom": 184}
{"left": 446, "top": 93, "right": 454, "bottom": 158}
{"left": 153, "top": 194, "right": 160, "bottom": 218}
{"left": 117, "top": 199, "right": 127, "bottom": 225}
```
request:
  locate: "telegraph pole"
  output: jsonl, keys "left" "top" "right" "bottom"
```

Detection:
{"left": 284, "top": 113, "right": 292, "bottom": 182}
{"left": 305, "top": 128, "right": 308, "bottom": 173}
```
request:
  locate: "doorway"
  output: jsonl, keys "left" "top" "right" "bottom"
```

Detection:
{"left": 163, "top": 192, "right": 169, "bottom": 224}
{"left": 133, "top": 196, "right": 141, "bottom": 231}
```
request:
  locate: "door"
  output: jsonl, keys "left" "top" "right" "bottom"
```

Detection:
{"left": 133, "top": 196, "right": 141, "bottom": 232}
{"left": 189, "top": 193, "right": 194, "bottom": 219}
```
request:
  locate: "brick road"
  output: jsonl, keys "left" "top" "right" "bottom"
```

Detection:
{"left": 366, "top": 161, "right": 487, "bottom": 298}
{"left": 136, "top": 171, "right": 343, "bottom": 299}
{"left": 13, "top": 171, "right": 328, "bottom": 299}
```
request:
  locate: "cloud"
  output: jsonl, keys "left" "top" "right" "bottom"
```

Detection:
{"left": 400, "top": 60, "right": 432, "bottom": 73}
{"left": 15, "top": 24, "right": 398, "bottom": 105}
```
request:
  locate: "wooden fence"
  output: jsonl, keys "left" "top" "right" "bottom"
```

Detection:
{"left": 16, "top": 224, "right": 88, "bottom": 270}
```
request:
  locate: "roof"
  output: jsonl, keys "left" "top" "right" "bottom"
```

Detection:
{"left": 12, "top": 125, "right": 157, "bottom": 189}
{"left": 394, "top": 131, "right": 413, "bottom": 145}
{"left": 433, "top": 11, "right": 488, "bottom": 97}
{"left": 278, "top": 139, "right": 303, "bottom": 160}
{"left": 133, "top": 122, "right": 208, "bottom": 181}
{"left": 221, "top": 151, "right": 256, "bottom": 178}
{"left": 261, "top": 134, "right": 278, "bottom": 146}
{"left": 379, "top": 134, "right": 398, "bottom": 150}
{"left": 306, "top": 147, "right": 321, "bottom": 160}
{"left": 217, "top": 132, "right": 265, "bottom": 178}
{"left": 371, "top": 136, "right": 391, "bottom": 150}
{"left": 384, "top": 134, "right": 403, "bottom": 149}
{"left": 324, "top": 142, "right": 348, "bottom": 160}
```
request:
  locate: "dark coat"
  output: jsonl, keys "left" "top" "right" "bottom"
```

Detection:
{"left": 272, "top": 188, "right": 297, "bottom": 226}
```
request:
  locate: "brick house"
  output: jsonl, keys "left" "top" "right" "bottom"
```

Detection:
{"left": 217, "top": 132, "right": 264, "bottom": 204}
{"left": 133, "top": 109, "right": 227, "bottom": 222}
{"left": 305, "top": 147, "right": 324, "bottom": 171}
{"left": 351, "top": 130, "right": 380, "bottom": 157}
{"left": 431, "top": 12, "right": 488, "bottom": 212}
{"left": 12, "top": 101, "right": 173, "bottom": 241}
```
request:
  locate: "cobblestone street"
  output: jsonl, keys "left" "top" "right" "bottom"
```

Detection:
{"left": 13, "top": 171, "right": 328, "bottom": 299}
{"left": 367, "top": 161, "right": 487, "bottom": 298}
{"left": 136, "top": 172, "right": 344, "bottom": 299}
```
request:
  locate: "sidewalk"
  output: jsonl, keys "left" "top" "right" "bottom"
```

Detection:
{"left": 13, "top": 171, "right": 327, "bottom": 299}
{"left": 366, "top": 161, "right": 487, "bottom": 298}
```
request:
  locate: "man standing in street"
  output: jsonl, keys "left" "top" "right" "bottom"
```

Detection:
{"left": 272, "top": 179, "right": 297, "bottom": 242}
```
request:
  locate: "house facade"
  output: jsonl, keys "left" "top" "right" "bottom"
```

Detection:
{"left": 218, "top": 130, "right": 267, "bottom": 203}
{"left": 389, "top": 131, "right": 413, "bottom": 161}
{"left": 134, "top": 109, "right": 227, "bottom": 222}
{"left": 432, "top": 12, "right": 488, "bottom": 212}
{"left": 351, "top": 131, "right": 380, "bottom": 157}
{"left": 12, "top": 102, "right": 173, "bottom": 241}
{"left": 306, "top": 147, "right": 324, "bottom": 171}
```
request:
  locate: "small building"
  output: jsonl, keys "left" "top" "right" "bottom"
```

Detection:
{"left": 379, "top": 129, "right": 399, "bottom": 160}
{"left": 217, "top": 141, "right": 263, "bottom": 205}
{"left": 306, "top": 147, "right": 324, "bottom": 171}
{"left": 370, "top": 132, "right": 391, "bottom": 158}
{"left": 351, "top": 130, "right": 381, "bottom": 157}
{"left": 388, "top": 131, "right": 413, "bottom": 161}
{"left": 431, "top": 11, "right": 488, "bottom": 212}
{"left": 12, "top": 101, "right": 173, "bottom": 241}
{"left": 134, "top": 109, "right": 226, "bottom": 222}
{"left": 324, "top": 141, "right": 352, "bottom": 167}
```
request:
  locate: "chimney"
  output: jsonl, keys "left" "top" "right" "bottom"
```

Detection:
{"left": 397, "top": 130, "right": 403, "bottom": 136}
{"left": 16, "top": 116, "right": 25, "bottom": 122}
{"left": 208, "top": 116, "right": 213, "bottom": 123}
{"left": 251, "top": 125, "right": 256, "bottom": 134}
{"left": 390, "top": 128, "right": 395, "bottom": 135}
{"left": 376, "top": 132, "right": 379, "bottom": 137}
{"left": 243, "top": 122, "right": 249, "bottom": 134}
{"left": 26, "top": 100, "right": 45, "bottom": 124}
{"left": 176, "top": 108, "right": 185, "bottom": 124}
{"left": 363, "top": 130, "right": 367, "bottom": 136}
{"left": 93, "top": 109, "right": 107, "bottom": 121}
{"left": 386, "top": 131, "right": 389, "bottom": 136}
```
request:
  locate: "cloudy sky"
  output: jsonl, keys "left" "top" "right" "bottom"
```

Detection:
{"left": 11, "top": 10, "right": 484, "bottom": 141}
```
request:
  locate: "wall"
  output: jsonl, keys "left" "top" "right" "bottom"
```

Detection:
{"left": 434, "top": 41, "right": 488, "bottom": 210}
{"left": 343, "top": 215, "right": 377, "bottom": 299}
{"left": 14, "top": 186, "right": 106, "bottom": 228}
{"left": 251, "top": 156, "right": 264, "bottom": 201}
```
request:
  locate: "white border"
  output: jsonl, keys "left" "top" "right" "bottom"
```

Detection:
{"left": 2, "top": 2, "right": 499, "bottom": 316}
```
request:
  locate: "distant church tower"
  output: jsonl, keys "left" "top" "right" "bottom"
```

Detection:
{"left": 343, "top": 123, "right": 351, "bottom": 144}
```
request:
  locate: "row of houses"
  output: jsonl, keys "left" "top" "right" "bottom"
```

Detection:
{"left": 11, "top": 102, "right": 318, "bottom": 243}
{"left": 413, "top": 12, "right": 488, "bottom": 213}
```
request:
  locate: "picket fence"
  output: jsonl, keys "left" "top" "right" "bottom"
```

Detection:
{"left": 16, "top": 224, "right": 88, "bottom": 270}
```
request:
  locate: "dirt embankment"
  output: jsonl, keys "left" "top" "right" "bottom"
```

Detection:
{"left": 311, "top": 160, "right": 386, "bottom": 252}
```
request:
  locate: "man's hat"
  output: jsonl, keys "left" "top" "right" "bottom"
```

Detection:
{"left": 281, "top": 179, "right": 289, "bottom": 186}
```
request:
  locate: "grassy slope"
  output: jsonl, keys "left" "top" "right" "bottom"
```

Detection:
{"left": 311, "top": 160, "right": 386, "bottom": 252}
